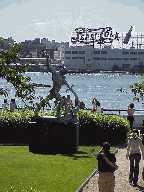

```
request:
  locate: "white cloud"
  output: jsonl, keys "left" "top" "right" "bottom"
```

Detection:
{"left": 34, "top": 22, "right": 47, "bottom": 26}
{"left": 1, "top": 0, "right": 144, "bottom": 43}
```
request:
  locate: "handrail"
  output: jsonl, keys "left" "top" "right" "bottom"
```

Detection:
{"left": 1, "top": 107, "right": 144, "bottom": 115}
{"left": 103, "top": 109, "right": 144, "bottom": 115}
{"left": 85, "top": 108, "right": 144, "bottom": 115}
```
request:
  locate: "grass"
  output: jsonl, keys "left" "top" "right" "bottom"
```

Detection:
{"left": 0, "top": 146, "right": 116, "bottom": 192}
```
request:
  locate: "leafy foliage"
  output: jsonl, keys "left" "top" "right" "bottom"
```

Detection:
{"left": 78, "top": 109, "right": 130, "bottom": 144}
{"left": 0, "top": 39, "right": 36, "bottom": 108}
{"left": 0, "top": 109, "right": 34, "bottom": 126}
{"left": 129, "top": 80, "right": 144, "bottom": 103}
{"left": 0, "top": 110, "right": 34, "bottom": 143}
{"left": 117, "top": 73, "right": 144, "bottom": 105}
{"left": 0, "top": 88, "right": 8, "bottom": 97}
{"left": 0, "top": 109, "right": 130, "bottom": 145}
{"left": 41, "top": 108, "right": 131, "bottom": 144}
{"left": 0, "top": 40, "right": 52, "bottom": 111}
{"left": 128, "top": 132, "right": 138, "bottom": 140}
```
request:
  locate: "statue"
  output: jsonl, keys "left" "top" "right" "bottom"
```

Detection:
{"left": 34, "top": 54, "right": 80, "bottom": 122}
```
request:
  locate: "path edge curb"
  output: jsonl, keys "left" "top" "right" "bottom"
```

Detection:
{"left": 76, "top": 148, "right": 119, "bottom": 192}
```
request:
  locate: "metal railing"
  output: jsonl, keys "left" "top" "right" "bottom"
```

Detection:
{"left": 1, "top": 107, "right": 144, "bottom": 115}
{"left": 84, "top": 108, "right": 144, "bottom": 115}
{"left": 102, "top": 109, "right": 144, "bottom": 115}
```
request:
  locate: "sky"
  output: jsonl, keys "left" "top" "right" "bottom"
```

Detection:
{"left": 1, "top": 0, "right": 144, "bottom": 47}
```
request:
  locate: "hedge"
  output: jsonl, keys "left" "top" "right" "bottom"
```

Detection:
{"left": 0, "top": 109, "right": 33, "bottom": 143}
{"left": 0, "top": 109, "right": 130, "bottom": 145}
{"left": 78, "top": 109, "right": 130, "bottom": 145}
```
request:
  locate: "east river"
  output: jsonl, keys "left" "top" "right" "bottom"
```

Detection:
{"left": 0, "top": 72, "right": 144, "bottom": 115}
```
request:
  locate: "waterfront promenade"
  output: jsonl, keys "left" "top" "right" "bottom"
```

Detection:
{"left": 78, "top": 144, "right": 144, "bottom": 192}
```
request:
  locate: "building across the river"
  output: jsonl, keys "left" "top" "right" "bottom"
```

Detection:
{"left": 56, "top": 45, "right": 144, "bottom": 72}
{"left": 53, "top": 26, "right": 144, "bottom": 72}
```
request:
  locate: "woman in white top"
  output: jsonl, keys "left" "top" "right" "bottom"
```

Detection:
{"left": 96, "top": 101, "right": 101, "bottom": 113}
{"left": 126, "top": 129, "right": 144, "bottom": 185}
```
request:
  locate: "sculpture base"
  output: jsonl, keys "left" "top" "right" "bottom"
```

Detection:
{"left": 29, "top": 116, "right": 79, "bottom": 154}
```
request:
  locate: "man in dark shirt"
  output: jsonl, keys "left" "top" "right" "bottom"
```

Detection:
{"left": 96, "top": 142, "right": 118, "bottom": 192}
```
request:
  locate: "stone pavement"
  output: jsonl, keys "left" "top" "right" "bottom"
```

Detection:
{"left": 77, "top": 144, "right": 144, "bottom": 192}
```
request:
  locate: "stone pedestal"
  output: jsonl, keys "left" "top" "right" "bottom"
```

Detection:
{"left": 29, "top": 116, "right": 79, "bottom": 154}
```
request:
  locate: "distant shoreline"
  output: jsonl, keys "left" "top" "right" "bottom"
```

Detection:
{"left": 28, "top": 67, "right": 140, "bottom": 75}
{"left": 9, "top": 63, "right": 142, "bottom": 74}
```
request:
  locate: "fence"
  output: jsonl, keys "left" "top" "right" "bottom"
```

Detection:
{"left": 102, "top": 109, "right": 144, "bottom": 115}
{"left": 1, "top": 107, "right": 144, "bottom": 128}
{"left": 1, "top": 107, "right": 144, "bottom": 115}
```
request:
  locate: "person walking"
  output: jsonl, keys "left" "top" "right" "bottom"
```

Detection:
{"left": 127, "top": 103, "right": 135, "bottom": 130}
{"left": 65, "top": 95, "right": 73, "bottom": 107}
{"left": 92, "top": 98, "right": 97, "bottom": 113}
{"left": 126, "top": 129, "right": 144, "bottom": 186}
{"left": 96, "top": 142, "right": 118, "bottom": 192}
{"left": 96, "top": 101, "right": 102, "bottom": 113}
{"left": 80, "top": 101, "right": 85, "bottom": 109}
{"left": 2, "top": 99, "right": 9, "bottom": 110}
{"left": 75, "top": 97, "right": 78, "bottom": 107}
{"left": 10, "top": 99, "right": 17, "bottom": 111}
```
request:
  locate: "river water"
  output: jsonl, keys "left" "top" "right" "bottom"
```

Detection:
{"left": 0, "top": 72, "right": 144, "bottom": 115}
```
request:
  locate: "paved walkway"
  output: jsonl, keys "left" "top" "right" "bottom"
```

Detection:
{"left": 81, "top": 145, "right": 144, "bottom": 192}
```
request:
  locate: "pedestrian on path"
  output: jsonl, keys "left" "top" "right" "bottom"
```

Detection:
{"left": 96, "top": 142, "right": 118, "bottom": 192}
{"left": 2, "top": 99, "right": 9, "bottom": 110}
{"left": 127, "top": 103, "right": 135, "bottom": 130}
{"left": 126, "top": 129, "right": 144, "bottom": 186}
{"left": 10, "top": 98, "right": 17, "bottom": 111}
{"left": 96, "top": 101, "right": 103, "bottom": 113}
{"left": 91, "top": 98, "right": 97, "bottom": 113}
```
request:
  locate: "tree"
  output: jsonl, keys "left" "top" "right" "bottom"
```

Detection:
{"left": 0, "top": 39, "right": 36, "bottom": 109}
{"left": 117, "top": 73, "right": 144, "bottom": 105}
{"left": 129, "top": 74, "right": 144, "bottom": 104}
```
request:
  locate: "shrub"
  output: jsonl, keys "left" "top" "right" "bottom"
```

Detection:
{"left": 0, "top": 109, "right": 34, "bottom": 143}
{"left": 0, "top": 109, "right": 130, "bottom": 145}
{"left": 0, "top": 109, "right": 34, "bottom": 126}
{"left": 78, "top": 109, "right": 130, "bottom": 145}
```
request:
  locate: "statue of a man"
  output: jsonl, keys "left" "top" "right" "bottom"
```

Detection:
{"left": 34, "top": 55, "right": 80, "bottom": 118}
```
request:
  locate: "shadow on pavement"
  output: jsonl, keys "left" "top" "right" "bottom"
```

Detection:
{"left": 111, "top": 142, "right": 128, "bottom": 150}
{"left": 134, "top": 184, "right": 144, "bottom": 191}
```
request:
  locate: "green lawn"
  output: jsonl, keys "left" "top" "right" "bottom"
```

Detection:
{"left": 0, "top": 146, "right": 116, "bottom": 192}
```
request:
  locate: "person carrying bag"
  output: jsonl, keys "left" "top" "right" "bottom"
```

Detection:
{"left": 126, "top": 129, "right": 144, "bottom": 186}
{"left": 96, "top": 142, "right": 118, "bottom": 192}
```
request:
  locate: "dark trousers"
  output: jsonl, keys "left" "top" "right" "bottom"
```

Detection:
{"left": 129, "top": 153, "right": 141, "bottom": 183}
{"left": 127, "top": 116, "right": 134, "bottom": 130}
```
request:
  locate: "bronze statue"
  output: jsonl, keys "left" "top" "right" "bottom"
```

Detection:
{"left": 34, "top": 55, "right": 80, "bottom": 120}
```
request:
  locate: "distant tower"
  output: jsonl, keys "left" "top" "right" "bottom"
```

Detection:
{"left": 123, "top": 26, "right": 133, "bottom": 44}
